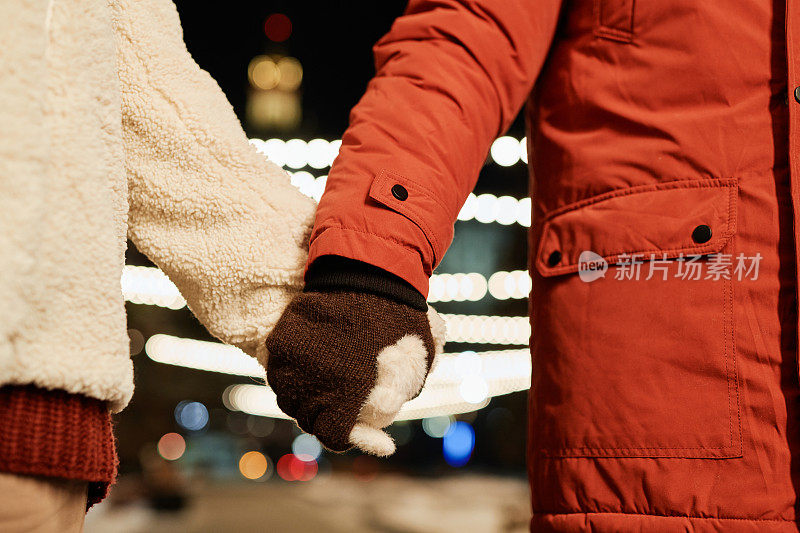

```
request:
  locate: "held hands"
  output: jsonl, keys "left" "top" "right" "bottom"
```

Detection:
{"left": 264, "top": 290, "right": 445, "bottom": 456}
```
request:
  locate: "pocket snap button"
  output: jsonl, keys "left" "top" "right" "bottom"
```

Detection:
{"left": 391, "top": 184, "right": 408, "bottom": 201}
{"left": 692, "top": 224, "right": 712, "bottom": 244}
{"left": 547, "top": 250, "right": 562, "bottom": 267}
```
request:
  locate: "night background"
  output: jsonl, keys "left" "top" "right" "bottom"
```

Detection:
{"left": 98, "top": 2, "right": 533, "bottom": 531}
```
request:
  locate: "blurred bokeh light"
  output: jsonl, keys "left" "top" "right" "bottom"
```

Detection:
{"left": 157, "top": 433, "right": 186, "bottom": 461}
{"left": 239, "top": 451, "right": 271, "bottom": 480}
{"left": 443, "top": 422, "right": 476, "bottom": 467}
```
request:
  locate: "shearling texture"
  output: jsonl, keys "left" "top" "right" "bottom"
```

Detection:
{"left": 0, "top": 0, "right": 134, "bottom": 411}
{"left": 0, "top": 0, "right": 47, "bottom": 390}
{"left": 0, "top": 0, "right": 314, "bottom": 412}
{"left": 265, "top": 291, "right": 443, "bottom": 454}
{"left": 112, "top": 0, "right": 316, "bottom": 363}
{"left": 349, "top": 334, "right": 430, "bottom": 456}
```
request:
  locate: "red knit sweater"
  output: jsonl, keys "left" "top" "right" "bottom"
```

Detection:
{"left": 0, "top": 385, "right": 117, "bottom": 507}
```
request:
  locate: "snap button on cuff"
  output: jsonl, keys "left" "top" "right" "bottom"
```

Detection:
{"left": 794, "top": 86, "right": 800, "bottom": 104}
{"left": 691, "top": 224, "right": 712, "bottom": 244}
{"left": 391, "top": 184, "right": 408, "bottom": 201}
{"left": 547, "top": 250, "right": 562, "bottom": 267}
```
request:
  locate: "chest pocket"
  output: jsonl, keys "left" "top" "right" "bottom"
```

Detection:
{"left": 530, "top": 178, "right": 743, "bottom": 459}
{"left": 594, "top": 0, "right": 636, "bottom": 42}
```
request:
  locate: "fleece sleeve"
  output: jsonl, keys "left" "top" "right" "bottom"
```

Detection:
{"left": 110, "top": 0, "right": 316, "bottom": 359}
{"left": 307, "top": 0, "right": 564, "bottom": 296}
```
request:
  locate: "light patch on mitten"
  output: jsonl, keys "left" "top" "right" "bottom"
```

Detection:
{"left": 349, "top": 424, "right": 396, "bottom": 457}
{"left": 349, "top": 334, "right": 429, "bottom": 456}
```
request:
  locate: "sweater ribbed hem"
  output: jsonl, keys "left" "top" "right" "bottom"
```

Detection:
{"left": 305, "top": 255, "right": 428, "bottom": 311}
{"left": 0, "top": 385, "right": 117, "bottom": 508}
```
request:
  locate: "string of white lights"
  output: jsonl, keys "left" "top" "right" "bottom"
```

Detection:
{"left": 121, "top": 265, "right": 186, "bottom": 309}
{"left": 122, "top": 266, "right": 531, "bottom": 308}
{"left": 249, "top": 138, "right": 341, "bottom": 169}
{"left": 457, "top": 192, "right": 531, "bottom": 227}
{"left": 146, "top": 335, "right": 531, "bottom": 382}
{"left": 249, "top": 136, "right": 528, "bottom": 170}
{"left": 145, "top": 314, "right": 528, "bottom": 380}
{"left": 428, "top": 272, "right": 487, "bottom": 303}
{"left": 146, "top": 334, "right": 265, "bottom": 377}
{"left": 486, "top": 270, "right": 532, "bottom": 301}
{"left": 222, "top": 348, "right": 531, "bottom": 421}
{"left": 441, "top": 313, "right": 530, "bottom": 345}
{"left": 428, "top": 270, "right": 530, "bottom": 302}
{"left": 287, "top": 171, "right": 327, "bottom": 202}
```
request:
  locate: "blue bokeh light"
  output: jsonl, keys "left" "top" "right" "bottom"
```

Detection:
{"left": 292, "top": 433, "right": 323, "bottom": 461}
{"left": 442, "top": 421, "right": 475, "bottom": 467}
{"left": 175, "top": 401, "right": 209, "bottom": 431}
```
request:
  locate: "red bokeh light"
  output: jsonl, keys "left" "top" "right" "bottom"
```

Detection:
{"left": 265, "top": 14, "right": 292, "bottom": 42}
{"left": 276, "top": 454, "right": 317, "bottom": 481}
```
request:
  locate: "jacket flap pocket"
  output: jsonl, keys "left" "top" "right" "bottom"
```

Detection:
{"left": 534, "top": 178, "right": 738, "bottom": 277}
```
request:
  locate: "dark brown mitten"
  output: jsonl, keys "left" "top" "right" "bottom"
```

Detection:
{"left": 264, "top": 258, "right": 446, "bottom": 456}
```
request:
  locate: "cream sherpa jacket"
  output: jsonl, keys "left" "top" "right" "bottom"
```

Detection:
{"left": 0, "top": 0, "right": 316, "bottom": 412}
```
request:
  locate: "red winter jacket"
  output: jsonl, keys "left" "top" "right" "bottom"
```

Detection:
{"left": 308, "top": 0, "right": 800, "bottom": 530}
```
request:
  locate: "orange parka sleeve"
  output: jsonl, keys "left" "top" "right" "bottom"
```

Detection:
{"left": 307, "top": 0, "right": 565, "bottom": 296}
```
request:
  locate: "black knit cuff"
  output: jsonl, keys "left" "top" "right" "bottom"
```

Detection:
{"left": 304, "top": 255, "right": 428, "bottom": 311}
